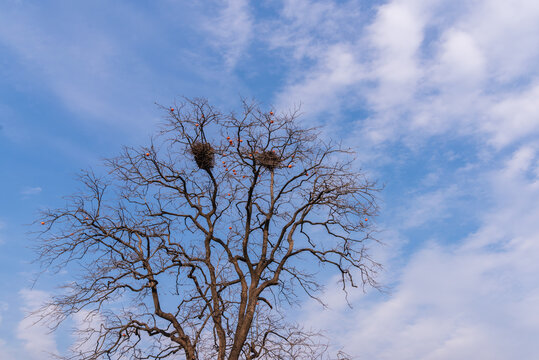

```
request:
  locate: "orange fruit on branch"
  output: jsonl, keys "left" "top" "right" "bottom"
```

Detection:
{"left": 170, "top": 108, "right": 174, "bottom": 112}
{"left": 40, "top": 221, "right": 45, "bottom": 225}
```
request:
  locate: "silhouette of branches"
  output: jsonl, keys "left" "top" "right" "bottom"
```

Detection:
{"left": 33, "top": 97, "right": 382, "bottom": 360}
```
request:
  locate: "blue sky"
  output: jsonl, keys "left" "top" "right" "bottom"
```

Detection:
{"left": 1, "top": 0, "right": 539, "bottom": 358}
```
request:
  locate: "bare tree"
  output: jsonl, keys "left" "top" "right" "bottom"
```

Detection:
{"left": 34, "top": 98, "right": 382, "bottom": 360}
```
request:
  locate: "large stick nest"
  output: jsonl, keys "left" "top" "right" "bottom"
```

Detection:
{"left": 191, "top": 142, "right": 215, "bottom": 170}
{"left": 256, "top": 150, "right": 282, "bottom": 170}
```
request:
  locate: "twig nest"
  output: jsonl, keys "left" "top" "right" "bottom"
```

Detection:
{"left": 256, "top": 150, "right": 282, "bottom": 170}
{"left": 191, "top": 142, "right": 215, "bottom": 170}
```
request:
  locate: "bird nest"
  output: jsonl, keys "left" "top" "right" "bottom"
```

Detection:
{"left": 191, "top": 142, "right": 215, "bottom": 170}
{"left": 256, "top": 150, "right": 282, "bottom": 170}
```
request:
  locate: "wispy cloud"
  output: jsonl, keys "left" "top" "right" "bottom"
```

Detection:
{"left": 267, "top": 0, "right": 361, "bottom": 60}
{"left": 274, "top": 43, "right": 364, "bottom": 116}
{"left": 17, "top": 289, "right": 59, "bottom": 360}
{"left": 267, "top": 0, "right": 365, "bottom": 117}
{"left": 365, "top": 0, "right": 425, "bottom": 110}
{"left": 0, "top": 2, "right": 165, "bottom": 135}
{"left": 0, "top": 303, "right": 14, "bottom": 358}
{"left": 0, "top": 301, "right": 8, "bottom": 326}
{"left": 300, "top": 145, "right": 539, "bottom": 358}
{"left": 1, "top": 1, "right": 538, "bottom": 358}
{"left": 21, "top": 187, "right": 42, "bottom": 196}
{"left": 264, "top": 0, "right": 539, "bottom": 357}
{"left": 269, "top": 0, "right": 539, "bottom": 150}
{"left": 69, "top": 310, "right": 106, "bottom": 357}
{"left": 399, "top": 185, "right": 460, "bottom": 229}
{"left": 204, "top": 0, "right": 253, "bottom": 70}
{"left": 482, "top": 84, "right": 539, "bottom": 149}
{"left": 0, "top": 339, "right": 17, "bottom": 360}
{"left": 0, "top": 220, "right": 5, "bottom": 245}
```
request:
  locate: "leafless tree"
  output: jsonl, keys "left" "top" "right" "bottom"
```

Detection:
{"left": 34, "top": 98, "right": 382, "bottom": 360}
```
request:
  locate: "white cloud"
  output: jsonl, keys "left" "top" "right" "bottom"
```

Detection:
{"left": 433, "top": 29, "right": 486, "bottom": 87}
{"left": 301, "top": 145, "right": 539, "bottom": 359}
{"left": 269, "top": 0, "right": 539, "bottom": 151}
{"left": 464, "top": 0, "right": 539, "bottom": 82}
{"left": 482, "top": 84, "right": 539, "bottom": 149}
{"left": 17, "top": 289, "right": 59, "bottom": 360}
{"left": 366, "top": 1, "right": 425, "bottom": 109}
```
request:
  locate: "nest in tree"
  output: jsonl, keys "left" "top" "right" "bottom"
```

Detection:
{"left": 191, "top": 142, "right": 215, "bottom": 170}
{"left": 256, "top": 150, "right": 282, "bottom": 170}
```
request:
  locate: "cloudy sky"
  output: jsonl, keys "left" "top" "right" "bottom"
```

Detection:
{"left": 1, "top": 0, "right": 539, "bottom": 358}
